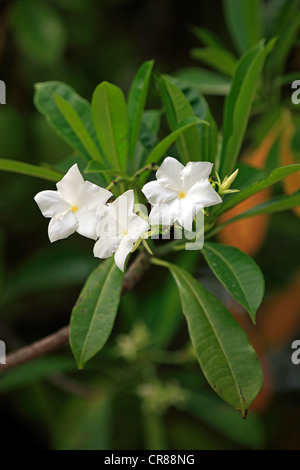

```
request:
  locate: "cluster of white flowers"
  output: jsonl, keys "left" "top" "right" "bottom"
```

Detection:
{"left": 34, "top": 157, "right": 222, "bottom": 271}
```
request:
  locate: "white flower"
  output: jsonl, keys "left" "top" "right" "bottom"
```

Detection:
{"left": 141, "top": 156, "right": 222, "bottom": 231}
{"left": 34, "top": 164, "right": 112, "bottom": 242}
{"left": 93, "top": 190, "right": 149, "bottom": 271}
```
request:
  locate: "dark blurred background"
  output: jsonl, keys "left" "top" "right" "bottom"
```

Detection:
{"left": 0, "top": 0, "right": 300, "bottom": 450}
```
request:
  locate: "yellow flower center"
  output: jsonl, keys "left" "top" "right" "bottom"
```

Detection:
{"left": 122, "top": 229, "right": 128, "bottom": 236}
{"left": 178, "top": 191, "right": 186, "bottom": 199}
{"left": 71, "top": 205, "right": 78, "bottom": 212}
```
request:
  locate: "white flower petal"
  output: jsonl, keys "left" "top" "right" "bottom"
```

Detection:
{"left": 56, "top": 164, "right": 84, "bottom": 205}
{"left": 187, "top": 180, "right": 222, "bottom": 207}
{"left": 142, "top": 180, "right": 178, "bottom": 204}
{"left": 175, "top": 199, "right": 199, "bottom": 231}
{"left": 114, "top": 237, "right": 134, "bottom": 271}
{"left": 182, "top": 161, "right": 213, "bottom": 191}
{"left": 149, "top": 199, "right": 179, "bottom": 227}
{"left": 76, "top": 210, "right": 99, "bottom": 240}
{"left": 156, "top": 157, "right": 184, "bottom": 191}
{"left": 79, "top": 180, "right": 112, "bottom": 209}
{"left": 48, "top": 211, "right": 77, "bottom": 242}
{"left": 110, "top": 190, "right": 135, "bottom": 232}
{"left": 34, "top": 190, "right": 70, "bottom": 218}
{"left": 127, "top": 214, "right": 149, "bottom": 240}
{"left": 93, "top": 237, "right": 120, "bottom": 259}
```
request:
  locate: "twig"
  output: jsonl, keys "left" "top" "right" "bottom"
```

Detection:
{"left": 0, "top": 252, "right": 150, "bottom": 373}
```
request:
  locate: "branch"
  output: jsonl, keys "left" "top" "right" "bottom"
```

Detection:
{"left": 0, "top": 252, "right": 150, "bottom": 373}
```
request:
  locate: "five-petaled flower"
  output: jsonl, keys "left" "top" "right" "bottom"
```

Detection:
{"left": 93, "top": 190, "right": 149, "bottom": 271}
{"left": 34, "top": 164, "right": 112, "bottom": 242}
{"left": 141, "top": 156, "right": 222, "bottom": 231}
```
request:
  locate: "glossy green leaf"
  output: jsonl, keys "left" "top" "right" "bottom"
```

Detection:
{"left": 202, "top": 242, "right": 264, "bottom": 321}
{"left": 157, "top": 261, "right": 263, "bottom": 416}
{"left": 128, "top": 60, "right": 154, "bottom": 163}
{"left": 223, "top": 0, "right": 262, "bottom": 55}
{"left": 169, "top": 76, "right": 219, "bottom": 165}
{"left": 190, "top": 47, "right": 237, "bottom": 77}
{"left": 91, "top": 81, "right": 128, "bottom": 172}
{"left": 156, "top": 75, "right": 202, "bottom": 163}
{"left": 219, "top": 39, "right": 276, "bottom": 178}
{"left": 215, "top": 163, "right": 300, "bottom": 216}
{"left": 174, "top": 67, "right": 231, "bottom": 96}
{"left": 145, "top": 117, "right": 204, "bottom": 165}
{"left": 0, "top": 158, "right": 63, "bottom": 182}
{"left": 34, "top": 81, "right": 100, "bottom": 162}
{"left": 70, "top": 258, "right": 124, "bottom": 369}
{"left": 219, "top": 191, "right": 300, "bottom": 230}
{"left": 53, "top": 93, "right": 105, "bottom": 165}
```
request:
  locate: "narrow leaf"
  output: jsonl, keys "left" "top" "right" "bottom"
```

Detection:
{"left": 34, "top": 81, "right": 100, "bottom": 162}
{"left": 92, "top": 81, "right": 128, "bottom": 172}
{"left": 219, "top": 39, "right": 276, "bottom": 178}
{"left": 202, "top": 242, "right": 265, "bottom": 321}
{"left": 223, "top": 0, "right": 263, "bottom": 55}
{"left": 0, "top": 158, "right": 63, "bottom": 182}
{"left": 145, "top": 117, "right": 204, "bottom": 165}
{"left": 128, "top": 60, "right": 154, "bottom": 164}
{"left": 190, "top": 47, "right": 237, "bottom": 77}
{"left": 164, "top": 262, "right": 263, "bottom": 416}
{"left": 70, "top": 258, "right": 124, "bottom": 369}
{"left": 53, "top": 93, "right": 105, "bottom": 165}
{"left": 215, "top": 163, "right": 300, "bottom": 216}
{"left": 174, "top": 67, "right": 231, "bottom": 96}
{"left": 156, "top": 75, "right": 202, "bottom": 163}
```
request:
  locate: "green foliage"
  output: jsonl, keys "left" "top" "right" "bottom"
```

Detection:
{"left": 219, "top": 38, "right": 276, "bottom": 177}
{"left": 161, "top": 261, "right": 263, "bottom": 417}
{"left": 202, "top": 242, "right": 265, "bottom": 321}
{"left": 70, "top": 258, "right": 124, "bottom": 369}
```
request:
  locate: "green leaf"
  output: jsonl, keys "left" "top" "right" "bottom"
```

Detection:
{"left": 156, "top": 260, "right": 263, "bottom": 416}
{"left": 190, "top": 47, "right": 237, "bottom": 77}
{"left": 221, "top": 191, "right": 300, "bottom": 228}
{"left": 191, "top": 26, "right": 227, "bottom": 50}
{"left": 156, "top": 74, "right": 202, "bottom": 163}
{"left": 70, "top": 258, "right": 124, "bottom": 369}
{"left": 91, "top": 81, "right": 128, "bottom": 172}
{"left": 174, "top": 67, "right": 231, "bottom": 96}
{"left": 0, "top": 158, "right": 63, "bottom": 182}
{"left": 223, "top": 0, "right": 263, "bottom": 55}
{"left": 11, "top": 0, "right": 66, "bottom": 65}
{"left": 218, "top": 38, "right": 276, "bottom": 178}
{"left": 265, "top": 0, "right": 300, "bottom": 77}
{"left": 53, "top": 93, "right": 105, "bottom": 165}
{"left": 127, "top": 60, "right": 154, "bottom": 164}
{"left": 202, "top": 242, "right": 264, "bottom": 322}
{"left": 145, "top": 117, "right": 204, "bottom": 165}
{"left": 34, "top": 81, "right": 100, "bottom": 162}
{"left": 169, "top": 76, "right": 219, "bottom": 165}
{"left": 215, "top": 163, "right": 300, "bottom": 216}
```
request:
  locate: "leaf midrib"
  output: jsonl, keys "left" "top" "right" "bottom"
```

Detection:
{"left": 175, "top": 267, "right": 245, "bottom": 413}
{"left": 204, "top": 244, "right": 250, "bottom": 312}
{"left": 79, "top": 261, "right": 116, "bottom": 366}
